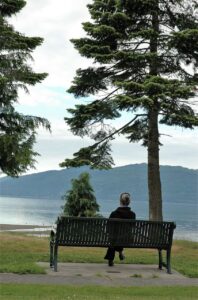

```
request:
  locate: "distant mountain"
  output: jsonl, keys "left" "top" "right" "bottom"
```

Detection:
{"left": 0, "top": 164, "right": 197, "bottom": 203}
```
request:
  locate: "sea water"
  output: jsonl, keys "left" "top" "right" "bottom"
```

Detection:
{"left": 0, "top": 196, "right": 197, "bottom": 241}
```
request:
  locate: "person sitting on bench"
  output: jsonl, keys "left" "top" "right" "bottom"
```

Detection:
{"left": 104, "top": 192, "right": 136, "bottom": 266}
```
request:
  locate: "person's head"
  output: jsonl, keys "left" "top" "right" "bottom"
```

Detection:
{"left": 120, "top": 192, "right": 131, "bottom": 207}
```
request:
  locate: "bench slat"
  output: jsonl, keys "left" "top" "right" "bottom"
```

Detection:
{"left": 55, "top": 217, "right": 175, "bottom": 249}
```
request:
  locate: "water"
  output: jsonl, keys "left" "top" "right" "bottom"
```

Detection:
{"left": 0, "top": 196, "right": 197, "bottom": 242}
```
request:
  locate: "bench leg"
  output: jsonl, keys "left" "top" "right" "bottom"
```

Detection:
{"left": 54, "top": 245, "right": 58, "bottom": 272}
{"left": 166, "top": 249, "right": 171, "bottom": 274}
{"left": 50, "top": 242, "right": 54, "bottom": 267}
{"left": 158, "top": 249, "right": 162, "bottom": 270}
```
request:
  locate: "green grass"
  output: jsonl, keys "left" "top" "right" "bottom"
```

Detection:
{"left": 130, "top": 274, "right": 142, "bottom": 278}
{"left": 0, "top": 284, "right": 198, "bottom": 300}
{"left": 0, "top": 233, "right": 48, "bottom": 274}
{"left": 0, "top": 233, "right": 197, "bottom": 277}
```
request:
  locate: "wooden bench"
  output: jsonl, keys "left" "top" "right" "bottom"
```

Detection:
{"left": 50, "top": 216, "right": 176, "bottom": 273}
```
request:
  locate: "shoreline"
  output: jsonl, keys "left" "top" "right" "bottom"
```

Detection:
{"left": 0, "top": 224, "right": 197, "bottom": 242}
{"left": 0, "top": 224, "right": 52, "bottom": 231}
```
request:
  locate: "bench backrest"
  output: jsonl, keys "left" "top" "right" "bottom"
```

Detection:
{"left": 55, "top": 217, "right": 176, "bottom": 249}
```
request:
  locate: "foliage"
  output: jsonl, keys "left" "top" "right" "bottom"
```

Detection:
{"left": 62, "top": 172, "right": 100, "bottom": 217}
{"left": 61, "top": 0, "right": 198, "bottom": 221}
{"left": 0, "top": 0, "right": 50, "bottom": 177}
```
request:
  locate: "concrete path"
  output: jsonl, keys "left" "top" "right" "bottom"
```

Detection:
{"left": 1, "top": 263, "right": 198, "bottom": 286}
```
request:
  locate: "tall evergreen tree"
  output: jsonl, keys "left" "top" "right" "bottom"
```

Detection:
{"left": 0, "top": 0, "right": 50, "bottom": 177}
{"left": 62, "top": 172, "right": 100, "bottom": 217}
{"left": 61, "top": 0, "right": 198, "bottom": 220}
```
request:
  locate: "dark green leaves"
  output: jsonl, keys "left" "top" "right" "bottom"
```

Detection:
{"left": 62, "top": 0, "right": 198, "bottom": 171}
{"left": 121, "top": 118, "right": 148, "bottom": 144}
{"left": 170, "top": 29, "right": 198, "bottom": 63}
{"left": 0, "top": 1, "right": 50, "bottom": 176}
{"left": 160, "top": 104, "right": 198, "bottom": 128}
{"left": 62, "top": 172, "right": 100, "bottom": 217}
{"left": 68, "top": 67, "right": 109, "bottom": 97}
{"left": 60, "top": 141, "right": 114, "bottom": 170}
{"left": 66, "top": 100, "right": 120, "bottom": 136}
{"left": 0, "top": 107, "right": 50, "bottom": 177}
{"left": 0, "top": 0, "right": 26, "bottom": 17}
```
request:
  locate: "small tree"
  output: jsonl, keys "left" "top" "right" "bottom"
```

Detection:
{"left": 62, "top": 172, "right": 100, "bottom": 217}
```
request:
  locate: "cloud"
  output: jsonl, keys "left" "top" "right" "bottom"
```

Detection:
{"left": 11, "top": 0, "right": 91, "bottom": 88}
{"left": 32, "top": 129, "right": 198, "bottom": 174}
{"left": 16, "top": 86, "right": 65, "bottom": 107}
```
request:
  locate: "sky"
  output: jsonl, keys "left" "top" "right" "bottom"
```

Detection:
{"left": 10, "top": 0, "right": 198, "bottom": 173}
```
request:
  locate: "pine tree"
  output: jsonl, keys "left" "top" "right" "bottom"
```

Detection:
{"left": 0, "top": 0, "right": 50, "bottom": 177}
{"left": 62, "top": 172, "right": 100, "bottom": 217}
{"left": 60, "top": 0, "right": 198, "bottom": 220}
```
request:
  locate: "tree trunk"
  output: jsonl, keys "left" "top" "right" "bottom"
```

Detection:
{"left": 148, "top": 108, "right": 163, "bottom": 221}
{"left": 148, "top": 0, "right": 163, "bottom": 221}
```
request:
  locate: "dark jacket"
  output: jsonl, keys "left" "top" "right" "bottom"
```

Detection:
{"left": 109, "top": 207, "right": 136, "bottom": 220}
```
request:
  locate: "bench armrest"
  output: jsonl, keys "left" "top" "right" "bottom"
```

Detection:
{"left": 50, "top": 224, "right": 57, "bottom": 242}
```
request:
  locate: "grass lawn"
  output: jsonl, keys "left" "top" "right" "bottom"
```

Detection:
{"left": 0, "top": 284, "right": 198, "bottom": 300}
{"left": 0, "top": 232, "right": 197, "bottom": 277}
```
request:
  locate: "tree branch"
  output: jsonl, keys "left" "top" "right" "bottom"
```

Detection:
{"left": 93, "top": 114, "right": 147, "bottom": 147}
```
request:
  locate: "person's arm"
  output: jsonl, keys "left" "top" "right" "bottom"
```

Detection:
{"left": 109, "top": 211, "right": 116, "bottom": 218}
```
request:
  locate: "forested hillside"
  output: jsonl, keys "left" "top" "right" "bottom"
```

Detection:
{"left": 0, "top": 164, "right": 197, "bottom": 204}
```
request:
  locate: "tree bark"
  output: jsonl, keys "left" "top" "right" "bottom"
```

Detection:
{"left": 148, "top": 108, "right": 163, "bottom": 221}
{"left": 148, "top": 0, "right": 163, "bottom": 221}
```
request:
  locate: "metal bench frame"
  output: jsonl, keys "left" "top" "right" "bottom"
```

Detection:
{"left": 50, "top": 216, "right": 176, "bottom": 273}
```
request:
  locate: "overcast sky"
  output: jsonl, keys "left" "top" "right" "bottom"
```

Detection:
{"left": 10, "top": 0, "right": 198, "bottom": 173}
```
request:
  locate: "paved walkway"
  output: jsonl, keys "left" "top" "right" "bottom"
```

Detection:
{"left": 1, "top": 263, "right": 198, "bottom": 286}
